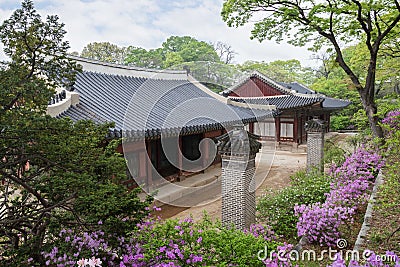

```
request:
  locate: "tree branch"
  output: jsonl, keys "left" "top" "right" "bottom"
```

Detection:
{"left": 0, "top": 169, "right": 48, "bottom": 207}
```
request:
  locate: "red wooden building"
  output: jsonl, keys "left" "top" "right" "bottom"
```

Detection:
{"left": 223, "top": 71, "right": 351, "bottom": 144}
{"left": 47, "top": 58, "right": 275, "bottom": 190}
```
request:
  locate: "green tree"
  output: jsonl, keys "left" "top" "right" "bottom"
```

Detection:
{"left": 238, "top": 59, "right": 315, "bottom": 85}
{"left": 125, "top": 36, "right": 220, "bottom": 69}
{"left": 173, "top": 38, "right": 219, "bottom": 62}
{"left": 163, "top": 51, "right": 184, "bottom": 68}
{"left": 125, "top": 46, "right": 164, "bottom": 68}
{"left": 80, "top": 41, "right": 127, "bottom": 64}
{"left": 311, "top": 42, "right": 400, "bottom": 130}
{"left": 0, "top": 1, "right": 151, "bottom": 264}
{"left": 222, "top": 0, "right": 400, "bottom": 138}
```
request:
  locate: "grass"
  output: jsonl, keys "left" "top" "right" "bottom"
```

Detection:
{"left": 363, "top": 161, "right": 400, "bottom": 254}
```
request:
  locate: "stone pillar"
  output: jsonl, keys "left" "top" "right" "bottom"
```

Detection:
{"left": 305, "top": 118, "right": 327, "bottom": 172}
{"left": 215, "top": 125, "right": 261, "bottom": 230}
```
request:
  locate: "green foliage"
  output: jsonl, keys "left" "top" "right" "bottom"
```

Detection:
{"left": 257, "top": 170, "right": 331, "bottom": 238}
{"left": 222, "top": 0, "right": 400, "bottom": 138}
{"left": 238, "top": 59, "right": 314, "bottom": 85}
{"left": 329, "top": 115, "right": 352, "bottom": 131}
{"left": 125, "top": 36, "right": 220, "bottom": 69}
{"left": 80, "top": 42, "right": 128, "bottom": 64}
{"left": 222, "top": 0, "right": 400, "bottom": 52}
{"left": 366, "top": 110, "right": 400, "bottom": 252}
{"left": 324, "top": 139, "right": 346, "bottom": 166}
{"left": 0, "top": 1, "right": 151, "bottom": 264}
{"left": 171, "top": 61, "right": 243, "bottom": 89}
{"left": 0, "top": 0, "right": 78, "bottom": 113}
{"left": 135, "top": 214, "right": 278, "bottom": 266}
{"left": 125, "top": 46, "right": 164, "bottom": 68}
{"left": 352, "top": 93, "right": 400, "bottom": 131}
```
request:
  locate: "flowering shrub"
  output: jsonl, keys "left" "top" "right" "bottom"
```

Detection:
{"left": 381, "top": 110, "right": 400, "bottom": 132}
{"left": 243, "top": 223, "right": 276, "bottom": 241}
{"left": 329, "top": 149, "right": 384, "bottom": 182}
{"left": 41, "top": 211, "right": 279, "bottom": 267}
{"left": 77, "top": 257, "right": 102, "bottom": 266}
{"left": 257, "top": 170, "right": 331, "bottom": 237}
{"left": 295, "top": 203, "right": 355, "bottom": 246}
{"left": 295, "top": 148, "right": 384, "bottom": 247}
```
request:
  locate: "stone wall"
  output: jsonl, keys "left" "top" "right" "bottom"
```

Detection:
{"left": 221, "top": 154, "right": 256, "bottom": 229}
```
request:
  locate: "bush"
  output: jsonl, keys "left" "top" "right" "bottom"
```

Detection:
{"left": 41, "top": 212, "right": 279, "bottom": 267}
{"left": 330, "top": 115, "right": 352, "bottom": 131}
{"left": 257, "top": 170, "right": 331, "bottom": 238}
{"left": 324, "top": 139, "right": 347, "bottom": 166}
{"left": 295, "top": 148, "right": 384, "bottom": 247}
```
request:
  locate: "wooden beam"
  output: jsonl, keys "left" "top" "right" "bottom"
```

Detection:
{"left": 146, "top": 140, "right": 153, "bottom": 189}
{"left": 275, "top": 117, "right": 281, "bottom": 142}
{"left": 178, "top": 136, "right": 183, "bottom": 177}
{"left": 249, "top": 122, "right": 254, "bottom": 134}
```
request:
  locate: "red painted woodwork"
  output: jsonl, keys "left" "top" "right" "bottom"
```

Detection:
{"left": 117, "top": 141, "right": 144, "bottom": 153}
{"left": 204, "top": 130, "right": 223, "bottom": 138}
{"left": 294, "top": 113, "right": 298, "bottom": 144}
{"left": 228, "top": 77, "right": 284, "bottom": 97}
{"left": 275, "top": 117, "right": 281, "bottom": 142}
{"left": 146, "top": 141, "right": 153, "bottom": 187}
{"left": 178, "top": 137, "right": 183, "bottom": 176}
{"left": 249, "top": 122, "right": 254, "bottom": 133}
{"left": 139, "top": 152, "right": 146, "bottom": 177}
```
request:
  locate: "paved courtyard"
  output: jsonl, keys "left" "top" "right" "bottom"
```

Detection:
{"left": 154, "top": 143, "right": 307, "bottom": 221}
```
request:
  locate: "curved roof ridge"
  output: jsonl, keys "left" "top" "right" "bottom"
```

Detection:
{"left": 292, "top": 92, "right": 324, "bottom": 98}
{"left": 279, "top": 81, "right": 316, "bottom": 94}
{"left": 221, "top": 75, "right": 250, "bottom": 95}
{"left": 68, "top": 55, "right": 188, "bottom": 80}
{"left": 229, "top": 95, "right": 290, "bottom": 100}
{"left": 222, "top": 70, "right": 295, "bottom": 96}
{"left": 250, "top": 71, "right": 294, "bottom": 94}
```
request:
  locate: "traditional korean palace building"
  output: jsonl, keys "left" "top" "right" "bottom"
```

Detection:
{"left": 47, "top": 57, "right": 275, "bottom": 188}
{"left": 47, "top": 58, "right": 349, "bottom": 188}
{"left": 222, "top": 71, "right": 350, "bottom": 144}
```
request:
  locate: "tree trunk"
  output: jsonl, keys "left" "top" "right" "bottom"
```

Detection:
{"left": 361, "top": 93, "right": 384, "bottom": 138}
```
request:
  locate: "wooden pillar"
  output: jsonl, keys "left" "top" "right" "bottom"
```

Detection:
{"left": 275, "top": 117, "right": 281, "bottom": 142}
{"left": 300, "top": 114, "right": 305, "bottom": 144}
{"left": 178, "top": 136, "right": 183, "bottom": 176}
{"left": 249, "top": 122, "right": 254, "bottom": 134}
{"left": 202, "top": 133, "right": 209, "bottom": 172}
{"left": 293, "top": 112, "right": 298, "bottom": 144}
{"left": 139, "top": 151, "right": 147, "bottom": 190}
{"left": 146, "top": 140, "right": 153, "bottom": 189}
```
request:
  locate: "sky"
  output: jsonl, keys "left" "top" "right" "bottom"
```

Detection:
{"left": 0, "top": 0, "right": 316, "bottom": 66}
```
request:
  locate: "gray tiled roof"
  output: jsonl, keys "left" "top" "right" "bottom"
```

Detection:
{"left": 60, "top": 71, "right": 275, "bottom": 139}
{"left": 322, "top": 97, "right": 351, "bottom": 110}
{"left": 278, "top": 82, "right": 315, "bottom": 94}
{"left": 222, "top": 71, "right": 293, "bottom": 96}
{"left": 229, "top": 95, "right": 323, "bottom": 110}
{"left": 223, "top": 72, "right": 351, "bottom": 111}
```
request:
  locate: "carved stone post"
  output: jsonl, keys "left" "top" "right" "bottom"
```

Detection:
{"left": 216, "top": 125, "right": 261, "bottom": 230}
{"left": 305, "top": 118, "right": 327, "bottom": 172}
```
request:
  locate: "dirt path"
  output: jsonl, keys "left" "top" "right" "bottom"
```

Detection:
{"left": 154, "top": 150, "right": 306, "bottom": 221}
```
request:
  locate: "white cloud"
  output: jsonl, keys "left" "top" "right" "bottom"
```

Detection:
{"left": 0, "top": 0, "right": 315, "bottom": 66}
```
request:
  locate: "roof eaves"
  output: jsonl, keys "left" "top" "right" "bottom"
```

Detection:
{"left": 250, "top": 71, "right": 294, "bottom": 95}
{"left": 68, "top": 55, "right": 189, "bottom": 80}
